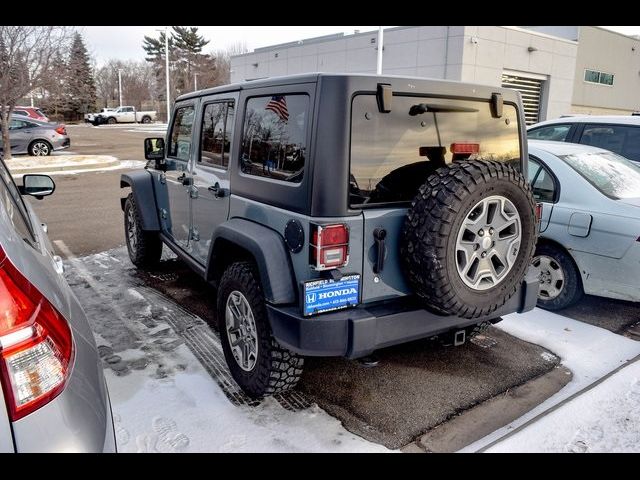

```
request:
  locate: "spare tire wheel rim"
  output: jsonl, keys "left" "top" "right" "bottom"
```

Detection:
{"left": 455, "top": 195, "right": 522, "bottom": 290}
{"left": 531, "top": 255, "right": 565, "bottom": 300}
{"left": 225, "top": 291, "right": 258, "bottom": 372}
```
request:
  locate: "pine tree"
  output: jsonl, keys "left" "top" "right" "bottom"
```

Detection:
{"left": 66, "top": 32, "right": 96, "bottom": 119}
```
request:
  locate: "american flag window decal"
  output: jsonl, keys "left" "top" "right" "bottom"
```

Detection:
{"left": 265, "top": 95, "right": 289, "bottom": 122}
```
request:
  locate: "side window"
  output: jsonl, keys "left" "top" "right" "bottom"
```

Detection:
{"left": 13, "top": 110, "right": 28, "bottom": 117}
{"left": 168, "top": 106, "right": 195, "bottom": 161}
{"left": 240, "top": 94, "right": 308, "bottom": 183}
{"left": 200, "top": 101, "right": 235, "bottom": 168}
{"left": 580, "top": 124, "right": 628, "bottom": 156}
{"left": 0, "top": 159, "right": 37, "bottom": 245}
{"left": 528, "top": 156, "right": 557, "bottom": 203}
{"left": 621, "top": 127, "right": 640, "bottom": 161}
{"left": 123, "top": 107, "right": 134, "bottom": 113}
{"left": 528, "top": 124, "right": 571, "bottom": 141}
{"left": 9, "top": 119, "right": 28, "bottom": 130}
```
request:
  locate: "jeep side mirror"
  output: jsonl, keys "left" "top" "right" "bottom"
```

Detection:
{"left": 144, "top": 137, "right": 166, "bottom": 170}
{"left": 21, "top": 174, "right": 55, "bottom": 200}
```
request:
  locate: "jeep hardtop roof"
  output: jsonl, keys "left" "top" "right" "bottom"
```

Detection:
{"left": 175, "top": 73, "right": 522, "bottom": 105}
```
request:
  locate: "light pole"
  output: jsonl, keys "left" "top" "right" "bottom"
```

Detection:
{"left": 376, "top": 26, "right": 384, "bottom": 75}
{"left": 194, "top": 73, "right": 198, "bottom": 91}
{"left": 118, "top": 69, "right": 123, "bottom": 106}
{"left": 163, "top": 27, "right": 171, "bottom": 123}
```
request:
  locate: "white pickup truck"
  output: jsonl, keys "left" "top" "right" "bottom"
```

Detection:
{"left": 85, "top": 107, "right": 115, "bottom": 123}
{"left": 94, "top": 106, "right": 157, "bottom": 125}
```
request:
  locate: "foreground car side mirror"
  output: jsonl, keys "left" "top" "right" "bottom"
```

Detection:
{"left": 144, "top": 137, "right": 166, "bottom": 171}
{"left": 21, "top": 174, "right": 55, "bottom": 200}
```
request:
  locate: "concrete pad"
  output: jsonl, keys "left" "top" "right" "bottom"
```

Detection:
{"left": 299, "top": 328, "right": 561, "bottom": 449}
{"left": 418, "top": 365, "right": 572, "bottom": 452}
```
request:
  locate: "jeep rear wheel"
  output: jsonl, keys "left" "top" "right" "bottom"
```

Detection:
{"left": 217, "top": 262, "right": 303, "bottom": 398}
{"left": 124, "top": 193, "right": 163, "bottom": 268}
{"left": 401, "top": 160, "right": 537, "bottom": 319}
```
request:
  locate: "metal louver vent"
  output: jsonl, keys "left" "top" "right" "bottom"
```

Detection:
{"left": 501, "top": 74, "right": 544, "bottom": 125}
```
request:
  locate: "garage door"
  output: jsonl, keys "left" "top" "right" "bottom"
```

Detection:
{"left": 501, "top": 74, "right": 544, "bottom": 125}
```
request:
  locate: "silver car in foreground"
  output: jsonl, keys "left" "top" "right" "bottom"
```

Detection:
{"left": 0, "top": 117, "right": 70, "bottom": 156}
{"left": 527, "top": 140, "right": 640, "bottom": 309}
{"left": 0, "top": 157, "right": 115, "bottom": 452}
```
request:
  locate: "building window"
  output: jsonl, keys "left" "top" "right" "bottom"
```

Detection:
{"left": 584, "top": 69, "right": 614, "bottom": 86}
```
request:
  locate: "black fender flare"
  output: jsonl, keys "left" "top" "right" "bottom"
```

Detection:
{"left": 120, "top": 170, "right": 160, "bottom": 231}
{"left": 207, "top": 218, "right": 297, "bottom": 305}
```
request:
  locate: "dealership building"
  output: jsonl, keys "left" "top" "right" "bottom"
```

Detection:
{"left": 230, "top": 26, "right": 640, "bottom": 124}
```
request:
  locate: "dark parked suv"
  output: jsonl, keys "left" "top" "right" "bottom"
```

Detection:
{"left": 121, "top": 74, "right": 539, "bottom": 397}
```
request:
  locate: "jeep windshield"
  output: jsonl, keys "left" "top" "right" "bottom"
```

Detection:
{"left": 349, "top": 95, "right": 521, "bottom": 207}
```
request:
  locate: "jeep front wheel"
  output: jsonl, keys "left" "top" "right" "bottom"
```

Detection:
{"left": 217, "top": 262, "right": 303, "bottom": 398}
{"left": 401, "top": 160, "right": 537, "bottom": 319}
{"left": 124, "top": 193, "right": 163, "bottom": 268}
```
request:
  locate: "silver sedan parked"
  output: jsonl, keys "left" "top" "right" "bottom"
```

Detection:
{"left": 0, "top": 117, "right": 70, "bottom": 156}
{"left": 528, "top": 140, "right": 640, "bottom": 309}
{"left": 0, "top": 156, "right": 115, "bottom": 452}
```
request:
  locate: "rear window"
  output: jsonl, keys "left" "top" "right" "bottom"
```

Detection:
{"left": 349, "top": 95, "right": 521, "bottom": 207}
{"left": 560, "top": 150, "right": 640, "bottom": 200}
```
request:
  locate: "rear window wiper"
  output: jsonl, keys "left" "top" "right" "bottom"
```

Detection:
{"left": 409, "top": 104, "right": 479, "bottom": 116}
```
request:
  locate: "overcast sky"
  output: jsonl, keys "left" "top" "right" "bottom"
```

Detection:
{"left": 80, "top": 26, "right": 639, "bottom": 65}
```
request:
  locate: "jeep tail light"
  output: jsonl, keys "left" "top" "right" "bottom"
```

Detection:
{"left": 55, "top": 125, "right": 67, "bottom": 136}
{"left": 310, "top": 224, "right": 349, "bottom": 270}
{"left": 0, "top": 247, "right": 73, "bottom": 421}
{"left": 535, "top": 203, "right": 543, "bottom": 227}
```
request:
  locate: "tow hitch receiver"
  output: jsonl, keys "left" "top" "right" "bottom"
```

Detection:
{"left": 454, "top": 330, "right": 466, "bottom": 346}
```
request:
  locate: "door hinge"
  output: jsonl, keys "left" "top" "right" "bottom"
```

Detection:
{"left": 190, "top": 227, "right": 200, "bottom": 242}
{"left": 160, "top": 208, "right": 168, "bottom": 219}
{"left": 189, "top": 186, "right": 199, "bottom": 199}
{"left": 159, "top": 173, "right": 166, "bottom": 184}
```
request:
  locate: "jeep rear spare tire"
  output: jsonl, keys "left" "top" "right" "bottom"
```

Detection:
{"left": 401, "top": 160, "right": 536, "bottom": 319}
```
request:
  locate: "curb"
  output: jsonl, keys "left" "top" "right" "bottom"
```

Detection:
{"left": 7, "top": 156, "right": 120, "bottom": 175}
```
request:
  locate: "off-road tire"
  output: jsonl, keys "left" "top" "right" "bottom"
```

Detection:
{"left": 217, "top": 262, "right": 304, "bottom": 398}
{"left": 401, "top": 160, "right": 537, "bottom": 319}
{"left": 533, "top": 243, "right": 583, "bottom": 310}
{"left": 124, "top": 193, "right": 162, "bottom": 268}
{"left": 107, "top": 117, "right": 117, "bottom": 124}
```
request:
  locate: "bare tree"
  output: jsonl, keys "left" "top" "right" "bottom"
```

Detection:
{"left": 212, "top": 42, "right": 248, "bottom": 85}
{"left": 0, "top": 26, "right": 70, "bottom": 159}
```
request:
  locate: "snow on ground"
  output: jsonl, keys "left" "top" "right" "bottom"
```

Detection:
{"left": 461, "top": 308, "right": 640, "bottom": 452}
{"left": 484, "top": 360, "right": 640, "bottom": 452}
{"left": 109, "top": 345, "right": 390, "bottom": 453}
{"left": 10, "top": 160, "right": 147, "bottom": 179}
{"left": 66, "top": 249, "right": 390, "bottom": 453}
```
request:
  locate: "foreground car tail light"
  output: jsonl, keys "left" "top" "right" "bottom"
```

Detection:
{"left": 55, "top": 125, "right": 67, "bottom": 135}
{"left": 0, "top": 248, "right": 73, "bottom": 421}
{"left": 535, "top": 203, "right": 543, "bottom": 227}
{"left": 310, "top": 224, "right": 349, "bottom": 270}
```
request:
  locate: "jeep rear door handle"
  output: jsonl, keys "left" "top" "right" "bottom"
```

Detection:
{"left": 208, "top": 182, "right": 227, "bottom": 198}
{"left": 373, "top": 228, "right": 387, "bottom": 273}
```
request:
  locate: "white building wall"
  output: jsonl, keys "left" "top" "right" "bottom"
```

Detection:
{"left": 230, "top": 26, "right": 578, "bottom": 120}
{"left": 459, "top": 26, "right": 578, "bottom": 120}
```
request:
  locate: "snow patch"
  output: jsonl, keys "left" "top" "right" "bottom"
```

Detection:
{"left": 461, "top": 308, "right": 640, "bottom": 452}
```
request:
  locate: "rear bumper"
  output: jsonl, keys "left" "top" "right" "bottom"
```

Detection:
{"left": 268, "top": 269, "right": 539, "bottom": 359}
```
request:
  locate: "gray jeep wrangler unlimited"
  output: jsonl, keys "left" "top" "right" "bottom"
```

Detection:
{"left": 121, "top": 73, "right": 539, "bottom": 398}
